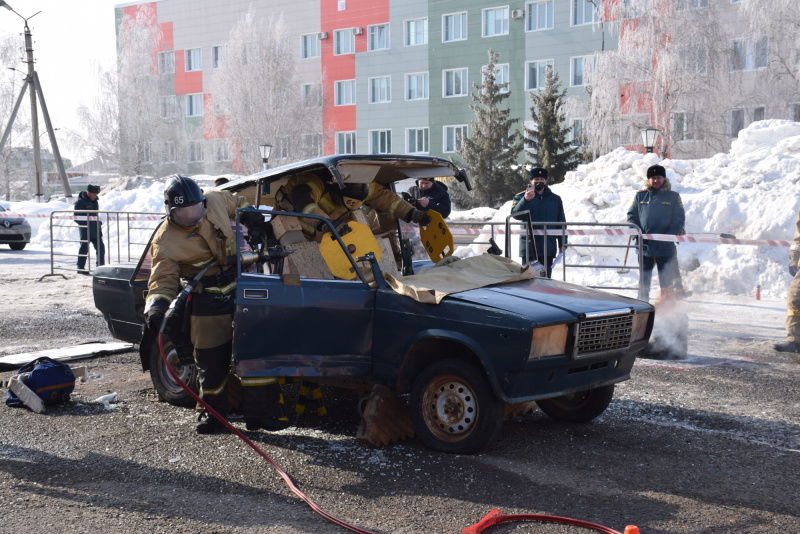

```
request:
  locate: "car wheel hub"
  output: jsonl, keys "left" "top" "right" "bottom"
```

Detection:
{"left": 426, "top": 379, "right": 476, "bottom": 436}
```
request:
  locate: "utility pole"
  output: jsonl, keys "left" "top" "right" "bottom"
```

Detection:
{"left": 0, "top": 1, "right": 72, "bottom": 200}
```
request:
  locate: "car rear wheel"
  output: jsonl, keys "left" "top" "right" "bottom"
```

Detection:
{"left": 537, "top": 384, "right": 615, "bottom": 423}
{"left": 9, "top": 243, "right": 26, "bottom": 250}
{"left": 410, "top": 359, "right": 503, "bottom": 454}
{"left": 148, "top": 336, "right": 199, "bottom": 407}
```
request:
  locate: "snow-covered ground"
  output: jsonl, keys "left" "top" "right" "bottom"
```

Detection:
{"left": 2, "top": 120, "right": 799, "bottom": 301}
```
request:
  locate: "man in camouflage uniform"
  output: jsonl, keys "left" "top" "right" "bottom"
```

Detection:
{"left": 775, "top": 209, "right": 800, "bottom": 354}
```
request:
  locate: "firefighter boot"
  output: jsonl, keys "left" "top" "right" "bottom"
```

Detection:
{"left": 196, "top": 411, "right": 231, "bottom": 434}
{"left": 773, "top": 341, "right": 800, "bottom": 353}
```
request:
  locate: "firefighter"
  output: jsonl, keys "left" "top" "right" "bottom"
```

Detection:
{"left": 144, "top": 175, "right": 287, "bottom": 434}
{"left": 775, "top": 208, "right": 800, "bottom": 354}
{"left": 282, "top": 173, "right": 431, "bottom": 240}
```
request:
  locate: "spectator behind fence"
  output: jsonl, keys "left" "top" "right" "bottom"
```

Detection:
{"left": 627, "top": 164, "right": 689, "bottom": 302}
{"left": 404, "top": 177, "right": 451, "bottom": 218}
{"left": 74, "top": 184, "right": 105, "bottom": 275}
{"left": 775, "top": 208, "right": 800, "bottom": 355}
{"left": 511, "top": 167, "right": 567, "bottom": 278}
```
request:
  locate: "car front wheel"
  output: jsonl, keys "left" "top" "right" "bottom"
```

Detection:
{"left": 9, "top": 243, "right": 26, "bottom": 250}
{"left": 536, "top": 384, "right": 615, "bottom": 423}
{"left": 148, "top": 336, "right": 199, "bottom": 407}
{"left": 410, "top": 359, "right": 503, "bottom": 454}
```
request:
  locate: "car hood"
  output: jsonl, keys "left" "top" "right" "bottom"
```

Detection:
{"left": 0, "top": 215, "right": 28, "bottom": 227}
{"left": 444, "top": 277, "right": 650, "bottom": 325}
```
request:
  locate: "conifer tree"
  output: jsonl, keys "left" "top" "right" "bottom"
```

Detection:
{"left": 525, "top": 66, "right": 582, "bottom": 184}
{"left": 454, "top": 49, "right": 523, "bottom": 209}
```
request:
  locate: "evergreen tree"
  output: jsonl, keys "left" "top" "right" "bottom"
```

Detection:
{"left": 454, "top": 49, "right": 523, "bottom": 209}
{"left": 525, "top": 66, "right": 583, "bottom": 184}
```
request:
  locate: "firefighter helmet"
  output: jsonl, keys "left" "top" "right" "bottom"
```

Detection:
{"left": 164, "top": 175, "right": 207, "bottom": 228}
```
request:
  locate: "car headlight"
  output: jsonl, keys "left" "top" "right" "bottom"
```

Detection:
{"left": 529, "top": 324, "right": 568, "bottom": 360}
{"left": 632, "top": 312, "right": 651, "bottom": 341}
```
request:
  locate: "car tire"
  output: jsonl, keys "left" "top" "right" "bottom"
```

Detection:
{"left": 148, "top": 335, "right": 199, "bottom": 407}
{"left": 537, "top": 384, "right": 615, "bottom": 423}
{"left": 9, "top": 243, "right": 26, "bottom": 251}
{"left": 410, "top": 358, "right": 503, "bottom": 454}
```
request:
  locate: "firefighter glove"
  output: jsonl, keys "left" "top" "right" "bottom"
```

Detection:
{"left": 409, "top": 209, "right": 431, "bottom": 226}
{"left": 316, "top": 218, "right": 351, "bottom": 236}
{"left": 146, "top": 299, "right": 170, "bottom": 331}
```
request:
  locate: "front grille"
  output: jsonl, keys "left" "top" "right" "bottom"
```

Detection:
{"left": 574, "top": 314, "right": 632, "bottom": 358}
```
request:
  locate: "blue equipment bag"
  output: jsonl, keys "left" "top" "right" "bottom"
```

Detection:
{"left": 5, "top": 357, "right": 76, "bottom": 408}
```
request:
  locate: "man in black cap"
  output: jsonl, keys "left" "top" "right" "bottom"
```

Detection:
{"left": 627, "top": 164, "right": 687, "bottom": 302}
{"left": 74, "top": 184, "right": 105, "bottom": 274}
{"left": 512, "top": 167, "right": 567, "bottom": 278}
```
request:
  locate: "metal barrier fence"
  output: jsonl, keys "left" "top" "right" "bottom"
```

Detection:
{"left": 45, "top": 210, "right": 162, "bottom": 279}
{"left": 448, "top": 218, "right": 644, "bottom": 296}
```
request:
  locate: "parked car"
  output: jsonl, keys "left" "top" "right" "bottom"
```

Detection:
{"left": 92, "top": 155, "right": 654, "bottom": 454}
{"left": 0, "top": 205, "right": 31, "bottom": 250}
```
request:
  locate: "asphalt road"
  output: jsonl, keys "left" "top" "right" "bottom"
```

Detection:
{"left": 0, "top": 252, "right": 798, "bottom": 533}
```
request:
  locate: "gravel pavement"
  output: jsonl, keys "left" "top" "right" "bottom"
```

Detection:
{"left": 1, "top": 248, "right": 798, "bottom": 534}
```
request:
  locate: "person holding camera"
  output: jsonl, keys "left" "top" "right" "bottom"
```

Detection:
{"left": 404, "top": 177, "right": 451, "bottom": 218}
{"left": 511, "top": 167, "right": 567, "bottom": 278}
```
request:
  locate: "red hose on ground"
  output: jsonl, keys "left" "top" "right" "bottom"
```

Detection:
{"left": 158, "top": 333, "right": 636, "bottom": 534}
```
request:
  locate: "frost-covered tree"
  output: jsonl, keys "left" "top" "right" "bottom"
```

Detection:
{"left": 525, "top": 66, "right": 583, "bottom": 184}
{"left": 454, "top": 49, "right": 523, "bottom": 209}
{"left": 211, "top": 9, "right": 323, "bottom": 174}
{"left": 73, "top": 64, "right": 120, "bottom": 170}
{"left": 0, "top": 32, "right": 34, "bottom": 199}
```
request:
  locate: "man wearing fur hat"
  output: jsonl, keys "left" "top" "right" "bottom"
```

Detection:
{"left": 774, "top": 209, "right": 800, "bottom": 354}
{"left": 74, "top": 184, "right": 105, "bottom": 274}
{"left": 627, "top": 164, "right": 687, "bottom": 302}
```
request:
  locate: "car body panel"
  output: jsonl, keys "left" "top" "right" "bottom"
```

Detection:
{"left": 0, "top": 205, "right": 32, "bottom": 246}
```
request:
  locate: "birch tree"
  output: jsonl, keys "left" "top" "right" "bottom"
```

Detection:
{"left": 454, "top": 49, "right": 523, "bottom": 209}
{"left": 73, "top": 64, "right": 120, "bottom": 171}
{"left": 0, "top": 32, "right": 33, "bottom": 199}
{"left": 211, "top": 9, "right": 323, "bottom": 174}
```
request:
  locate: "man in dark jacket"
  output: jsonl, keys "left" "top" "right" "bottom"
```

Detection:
{"left": 405, "top": 177, "right": 451, "bottom": 218}
{"left": 512, "top": 168, "right": 567, "bottom": 278}
{"left": 627, "top": 164, "right": 686, "bottom": 302}
{"left": 74, "top": 184, "right": 105, "bottom": 274}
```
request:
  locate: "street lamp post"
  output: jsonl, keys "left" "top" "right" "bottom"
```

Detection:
{"left": 640, "top": 127, "right": 660, "bottom": 154}
{"left": 258, "top": 143, "right": 272, "bottom": 171}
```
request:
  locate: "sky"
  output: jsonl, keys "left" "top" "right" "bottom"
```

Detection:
{"left": 4, "top": 119, "right": 800, "bottom": 304}
{"left": 1, "top": 0, "right": 119, "bottom": 163}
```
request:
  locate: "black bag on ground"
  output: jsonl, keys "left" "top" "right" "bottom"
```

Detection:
{"left": 5, "top": 357, "right": 76, "bottom": 408}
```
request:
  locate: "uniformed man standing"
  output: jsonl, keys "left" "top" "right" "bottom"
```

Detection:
{"left": 775, "top": 208, "right": 800, "bottom": 354}
{"left": 144, "top": 175, "right": 287, "bottom": 434}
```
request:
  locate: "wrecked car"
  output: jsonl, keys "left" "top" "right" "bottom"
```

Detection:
{"left": 93, "top": 155, "right": 654, "bottom": 454}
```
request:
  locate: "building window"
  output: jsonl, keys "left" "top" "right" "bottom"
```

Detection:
{"left": 406, "top": 72, "right": 429, "bottom": 100}
{"left": 335, "top": 80, "right": 356, "bottom": 106}
{"left": 405, "top": 18, "right": 428, "bottom": 46}
{"left": 275, "top": 137, "right": 290, "bottom": 160}
{"left": 369, "top": 76, "right": 391, "bottom": 103}
{"left": 163, "top": 142, "right": 176, "bottom": 163}
{"left": 483, "top": 7, "right": 510, "bottom": 37}
{"left": 186, "top": 94, "right": 203, "bottom": 117}
{"left": 334, "top": 29, "right": 355, "bottom": 55}
{"left": 572, "top": 0, "right": 600, "bottom": 26}
{"left": 571, "top": 56, "right": 588, "bottom": 86}
{"left": 753, "top": 106, "right": 765, "bottom": 122}
{"left": 443, "top": 12, "right": 468, "bottom": 42}
{"left": 302, "top": 34, "right": 321, "bottom": 58}
{"left": 212, "top": 46, "right": 223, "bottom": 69}
{"left": 302, "top": 83, "right": 322, "bottom": 106}
{"left": 158, "top": 51, "right": 175, "bottom": 74}
{"left": 336, "top": 131, "right": 356, "bottom": 154}
{"left": 730, "top": 38, "right": 768, "bottom": 71}
{"left": 671, "top": 112, "right": 692, "bottom": 141}
{"left": 443, "top": 68, "right": 468, "bottom": 97}
{"left": 791, "top": 103, "right": 800, "bottom": 122}
{"left": 525, "top": 60, "right": 553, "bottom": 90}
{"left": 303, "top": 133, "right": 323, "bottom": 157}
{"left": 370, "top": 130, "right": 392, "bottom": 154}
{"left": 185, "top": 48, "right": 202, "bottom": 72}
{"left": 527, "top": 1, "right": 554, "bottom": 31}
{"left": 160, "top": 96, "right": 177, "bottom": 119}
{"left": 188, "top": 140, "right": 204, "bottom": 163}
{"left": 141, "top": 142, "right": 152, "bottom": 163}
{"left": 214, "top": 140, "right": 231, "bottom": 162}
{"left": 484, "top": 63, "right": 510, "bottom": 93}
{"left": 570, "top": 119, "right": 584, "bottom": 146}
{"left": 681, "top": 44, "right": 707, "bottom": 75}
{"left": 407, "top": 128, "right": 429, "bottom": 154}
{"left": 754, "top": 37, "right": 768, "bottom": 69}
{"left": 368, "top": 24, "right": 390, "bottom": 51}
{"left": 444, "top": 125, "right": 468, "bottom": 153}
{"left": 730, "top": 109, "right": 745, "bottom": 138}
{"left": 677, "top": 0, "right": 708, "bottom": 9}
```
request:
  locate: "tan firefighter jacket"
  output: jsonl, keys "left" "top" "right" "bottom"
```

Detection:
{"left": 145, "top": 190, "right": 250, "bottom": 311}
{"left": 282, "top": 173, "right": 414, "bottom": 240}
{"left": 791, "top": 209, "right": 800, "bottom": 270}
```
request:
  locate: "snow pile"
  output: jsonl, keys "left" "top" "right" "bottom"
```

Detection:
{"left": 3, "top": 121, "right": 799, "bottom": 298}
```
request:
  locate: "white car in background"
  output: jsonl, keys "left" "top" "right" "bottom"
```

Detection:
{"left": 0, "top": 205, "right": 31, "bottom": 250}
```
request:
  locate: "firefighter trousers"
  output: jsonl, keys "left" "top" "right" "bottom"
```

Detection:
{"left": 786, "top": 271, "right": 800, "bottom": 343}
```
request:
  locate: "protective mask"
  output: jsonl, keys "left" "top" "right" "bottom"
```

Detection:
{"left": 534, "top": 182, "right": 545, "bottom": 192}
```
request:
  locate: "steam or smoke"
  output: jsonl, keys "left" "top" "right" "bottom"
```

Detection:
{"left": 643, "top": 302, "right": 689, "bottom": 360}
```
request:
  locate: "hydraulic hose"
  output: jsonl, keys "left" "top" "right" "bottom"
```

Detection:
{"left": 155, "top": 264, "right": 635, "bottom": 534}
